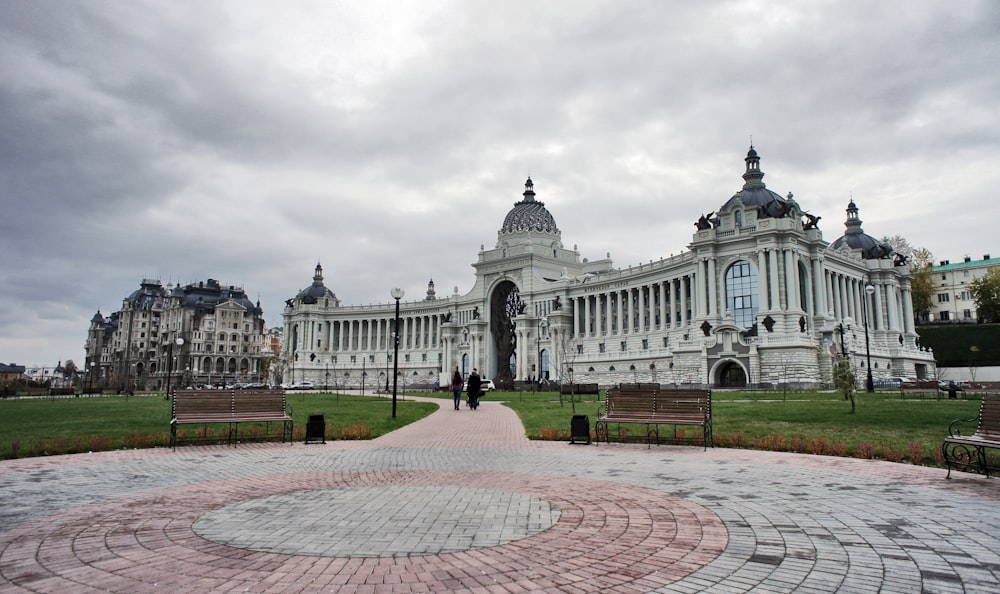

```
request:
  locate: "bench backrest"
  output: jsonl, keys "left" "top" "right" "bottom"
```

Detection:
{"left": 233, "top": 390, "right": 288, "bottom": 416}
{"left": 976, "top": 396, "right": 1000, "bottom": 441}
{"left": 172, "top": 389, "right": 290, "bottom": 419}
{"left": 172, "top": 390, "right": 233, "bottom": 418}
{"left": 606, "top": 388, "right": 658, "bottom": 417}
{"left": 605, "top": 388, "right": 711, "bottom": 420}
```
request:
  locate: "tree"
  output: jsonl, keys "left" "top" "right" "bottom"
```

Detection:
{"left": 884, "top": 236, "right": 934, "bottom": 322}
{"left": 832, "top": 356, "right": 857, "bottom": 414}
{"left": 970, "top": 267, "right": 1000, "bottom": 323}
{"left": 909, "top": 247, "right": 935, "bottom": 322}
{"left": 62, "top": 359, "right": 78, "bottom": 380}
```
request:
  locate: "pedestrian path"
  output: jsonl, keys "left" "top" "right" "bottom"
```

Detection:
{"left": 0, "top": 396, "right": 997, "bottom": 593}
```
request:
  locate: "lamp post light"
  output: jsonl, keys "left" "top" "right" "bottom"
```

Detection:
{"left": 390, "top": 288, "right": 404, "bottom": 418}
{"left": 863, "top": 283, "right": 876, "bottom": 393}
{"left": 165, "top": 337, "right": 184, "bottom": 400}
{"left": 836, "top": 317, "right": 854, "bottom": 362}
{"left": 89, "top": 361, "right": 96, "bottom": 394}
{"left": 536, "top": 318, "right": 548, "bottom": 392}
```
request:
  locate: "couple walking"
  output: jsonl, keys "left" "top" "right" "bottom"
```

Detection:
{"left": 450, "top": 367, "right": 482, "bottom": 410}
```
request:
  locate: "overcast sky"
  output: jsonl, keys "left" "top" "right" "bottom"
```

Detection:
{"left": 2, "top": 0, "right": 998, "bottom": 367}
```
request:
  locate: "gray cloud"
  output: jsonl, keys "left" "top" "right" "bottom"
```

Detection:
{"left": 2, "top": 0, "right": 998, "bottom": 365}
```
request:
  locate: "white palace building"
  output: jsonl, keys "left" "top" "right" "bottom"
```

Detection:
{"left": 281, "top": 147, "right": 936, "bottom": 390}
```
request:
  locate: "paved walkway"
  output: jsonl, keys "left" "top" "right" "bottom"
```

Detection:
{"left": 1, "top": 397, "right": 998, "bottom": 593}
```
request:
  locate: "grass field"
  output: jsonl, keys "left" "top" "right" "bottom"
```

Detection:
{"left": 0, "top": 389, "right": 984, "bottom": 466}
{"left": 0, "top": 392, "right": 437, "bottom": 459}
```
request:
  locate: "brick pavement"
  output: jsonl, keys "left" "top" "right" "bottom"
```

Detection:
{"left": 1, "top": 397, "right": 998, "bottom": 593}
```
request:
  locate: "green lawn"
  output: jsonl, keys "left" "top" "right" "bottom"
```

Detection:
{"left": 0, "top": 389, "right": 984, "bottom": 466}
{"left": 0, "top": 392, "right": 436, "bottom": 459}
{"left": 494, "top": 389, "right": 982, "bottom": 464}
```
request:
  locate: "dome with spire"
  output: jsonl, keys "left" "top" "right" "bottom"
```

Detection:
{"left": 295, "top": 263, "right": 338, "bottom": 304}
{"left": 720, "top": 146, "right": 791, "bottom": 218}
{"left": 499, "top": 177, "right": 559, "bottom": 235}
{"left": 829, "top": 199, "right": 893, "bottom": 259}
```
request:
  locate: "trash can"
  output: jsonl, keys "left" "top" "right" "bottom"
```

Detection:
{"left": 570, "top": 415, "right": 591, "bottom": 445}
{"left": 305, "top": 414, "right": 326, "bottom": 444}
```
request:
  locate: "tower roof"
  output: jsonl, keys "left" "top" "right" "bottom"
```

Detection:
{"left": 499, "top": 177, "right": 559, "bottom": 235}
{"left": 829, "top": 199, "right": 893, "bottom": 259}
{"left": 719, "top": 146, "right": 790, "bottom": 218}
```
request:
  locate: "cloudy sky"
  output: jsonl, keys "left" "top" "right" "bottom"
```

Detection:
{"left": 2, "top": 1, "right": 998, "bottom": 367}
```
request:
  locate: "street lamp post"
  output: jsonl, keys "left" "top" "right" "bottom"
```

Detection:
{"left": 536, "top": 318, "right": 548, "bottom": 392}
{"left": 863, "top": 283, "right": 876, "bottom": 393}
{"left": 89, "top": 362, "right": 96, "bottom": 394}
{"left": 836, "top": 317, "right": 854, "bottom": 362}
{"left": 390, "top": 288, "right": 404, "bottom": 418}
{"left": 165, "top": 337, "right": 184, "bottom": 400}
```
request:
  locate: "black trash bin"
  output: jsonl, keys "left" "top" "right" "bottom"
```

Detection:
{"left": 570, "top": 415, "right": 591, "bottom": 445}
{"left": 305, "top": 414, "right": 326, "bottom": 444}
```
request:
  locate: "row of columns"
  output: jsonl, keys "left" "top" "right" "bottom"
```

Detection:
{"left": 295, "top": 314, "right": 445, "bottom": 354}
{"left": 571, "top": 276, "right": 696, "bottom": 338}
{"left": 826, "top": 271, "right": 911, "bottom": 334}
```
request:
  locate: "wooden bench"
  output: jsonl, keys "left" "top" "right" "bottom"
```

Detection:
{"left": 559, "top": 383, "right": 601, "bottom": 396}
{"left": 943, "top": 396, "right": 1000, "bottom": 478}
{"left": 170, "top": 389, "right": 293, "bottom": 449}
{"left": 899, "top": 381, "right": 941, "bottom": 399}
{"left": 595, "top": 387, "right": 712, "bottom": 449}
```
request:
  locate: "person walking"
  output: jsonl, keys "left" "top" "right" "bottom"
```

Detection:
{"left": 450, "top": 368, "right": 464, "bottom": 410}
{"left": 466, "top": 368, "right": 482, "bottom": 410}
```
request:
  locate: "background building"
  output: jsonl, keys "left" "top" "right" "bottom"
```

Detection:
{"left": 927, "top": 255, "right": 997, "bottom": 323}
{"left": 86, "top": 278, "right": 268, "bottom": 391}
{"left": 282, "top": 148, "right": 936, "bottom": 389}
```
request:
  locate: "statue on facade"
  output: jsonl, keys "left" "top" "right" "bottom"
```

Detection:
{"left": 472, "top": 306, "right": 480, "bottom": 319}
{"left": 803, "top": 212, "right": 821, "bottom": 230}
{"left": 553, "top": 296, "right": 561, "bottom": 310}
{"left": 695, "top": 212, "right": 715, "bottom": 230}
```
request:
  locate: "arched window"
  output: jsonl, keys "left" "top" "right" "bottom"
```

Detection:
{"left": 725, "top": 260, "right": 759, "bottom": 329}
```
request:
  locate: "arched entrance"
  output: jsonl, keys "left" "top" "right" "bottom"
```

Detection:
{"left": 489, "top": 280, "right": 522, "bottom": 387}
{"left": 717, "top": 361, "right": 747, "bottom": 388}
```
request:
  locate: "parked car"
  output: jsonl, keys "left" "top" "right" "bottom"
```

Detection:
{"left": 463, "top": 379, "right": 497, "bottom": 393}
{"left": 878, "top": 376, "right": 911, "bottom": 388}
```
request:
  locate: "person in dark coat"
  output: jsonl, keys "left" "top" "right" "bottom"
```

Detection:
{"left": 466, "top": 368, "right": 482, "bottom": 410}
{"left": 450, "top": 368, "right": 464, "bottom": 410}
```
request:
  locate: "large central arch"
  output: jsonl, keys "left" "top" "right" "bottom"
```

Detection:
{"left": 489, "top": 281, "right": 522, "bottom": 388}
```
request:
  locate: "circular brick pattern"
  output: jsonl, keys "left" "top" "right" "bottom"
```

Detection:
{"left": 0, "top": 470, "right": 727, "bottom": 592}
{"left": 194, "top": 486, "right": 562, "bottom": 556}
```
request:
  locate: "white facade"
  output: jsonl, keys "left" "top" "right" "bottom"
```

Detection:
{"left": 282, "top": 148, "right": 936, "bottom": 389}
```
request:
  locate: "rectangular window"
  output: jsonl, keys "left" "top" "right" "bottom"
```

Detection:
{"left": 620, "top": 341, "right": 627, "bottom": 352}
{"left": 964, "top": 309, "right": 972, "bottom": 319}
{"left": 940, "top": 311, "right": 951, "bottom": 321}
{"left": 405, "top": 354, "right": 411, "bottom": 362}
{"left": 961, "top": 291, "right": 971, "bottom": 300}
{"left": 576, "top": 344, "right": 584, "bottom": 355}
{"left": 663, "top": 337, "right": 669, "bottom": 347}
{"left": 350, "top": 355, "right": 356, "bottom": 363}
{"left": 599, "top": 343, "right": 606, "bottom": 353}
{"left": 937, "top": 293, "right": 950, "bottom": 303}
{"left": 642, "top": 339, "right": 649, "bottom": 350}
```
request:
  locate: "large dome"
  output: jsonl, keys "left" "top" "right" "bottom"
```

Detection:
{"left": 500, "top": 178, "right": 559, "bottom": 235}
{"left": 720, "top": 146, "right": 790, "bottom": 218}
{"left": 295, "top": 263, "right": 337, "bottom": 304}
{"left": 830, "top": 200, "right": 893, "bottom": 259}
